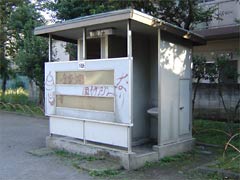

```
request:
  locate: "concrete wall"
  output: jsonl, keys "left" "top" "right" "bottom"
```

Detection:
{"left": 158, "top": 36, "right": 192, "bottom": 145}
{"left": 193, "top": 83, "right": 240, "bottom": 121}
{"left": 131, "top": 33, "right": 151, "bottom": 141}
{"left": 108, "top": 36, "right": 127, "bottom": 58}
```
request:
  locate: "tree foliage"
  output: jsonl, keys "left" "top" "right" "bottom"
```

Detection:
{"left": 192, "top": 55, "right": 217, "bottom": 111}
{"left": 9, "top": 3, "right": 48, "bottom": 105}
{"left": 0, "top": 0, "right": 24, "bottom": 94}
{"left": 154, "top": 0, "right": 216, "bottom": 30}
{"left": 46, "top": 0, "right": 216, "bottom": 30}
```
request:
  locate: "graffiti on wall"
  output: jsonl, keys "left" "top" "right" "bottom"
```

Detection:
{"left": 82, "top": 86, "right": 114, "bottom": 97}
{"left": 115, "top": 73, "right": 128, "bottom": 107}
{"left": 60, "top": 72, "right": 85, "bottom": 84}
{"left": 46, "top": 71, "right": 55, "bottom": 106}
{"left": 81, "top": 73, "right": 128, "bottom": 106}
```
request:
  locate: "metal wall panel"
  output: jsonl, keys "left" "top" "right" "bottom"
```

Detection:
{"left": 56, "top": 70, "right": 114, "bottom": 85}
{"left": 50, "top": 116, "right": 84, "bottom": 139}
{"left": 56, "top": 95, "right": 114, "bottom": 112}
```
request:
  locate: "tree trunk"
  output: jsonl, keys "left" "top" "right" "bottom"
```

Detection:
{"left": 192, "top": 78, "right": 200, "bottom": 112}
{"left": 38, "top": 87, "right": 44, "bottom": 108}
{"left": 1, "top": 75, "right": 7, "bottom": 97}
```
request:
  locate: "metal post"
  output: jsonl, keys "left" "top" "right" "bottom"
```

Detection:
{"left": 48, "top": 34, "right": 52, "bottom": 62}
{"left": 101, "top": 36, "right": 108, "bottom": 59}
{"left": 157, "top": 28, "right": 162, "bottom": 146}
{"left": 82, "top": 28, "right": 86, "bottom": 60}
{"left": 77, "top": 39, "right": 81, "bottom": 61}
{"left": 127, "top": 20, "right": 132, "bottom": 58}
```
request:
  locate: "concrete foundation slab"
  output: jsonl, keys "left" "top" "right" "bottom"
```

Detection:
{"left": 46, "top": 136, "right": 195, "bottom": 170}
{"left": 153, "top": 138, "right": 195, "bottom": 158}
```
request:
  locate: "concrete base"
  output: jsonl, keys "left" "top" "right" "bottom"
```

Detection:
{"left": 46, "top": 135, "right": 194, "bottom": 170}
{"left": 153, "top": 138, "right": 195, "bottom": 158}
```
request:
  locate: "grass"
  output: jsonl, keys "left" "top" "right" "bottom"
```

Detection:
{"left": 144, "top": 151, "right": 196, "bottom": 168}
{"left": 193, "top": 119, "right": 240, "bottom": 147}
{"left": 0, "top": 88, "right": 30, "bottom": 105}
{"left": 210, "top": 151, "right": 240, "bottom": 173}
{"left": 55, "top": 150, "right": 121, "bottom": 177}
{"left": 89, "top": 169, "right": 120, "bottom": 177}
{"left": 55, "top": 150, "right": 105, "bottom": 162}
{"left": 0, "top": 88, "right": 44, "bottom": 116}
{"left": 193, "top": 119, "right": 240, "bottom": 173}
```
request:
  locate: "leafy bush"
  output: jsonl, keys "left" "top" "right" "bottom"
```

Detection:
{"left": 0, "top": 88, "right": 30, "bottom": 105}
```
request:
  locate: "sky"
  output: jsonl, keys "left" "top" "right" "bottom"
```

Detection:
{"left": 30, "top": 0, "right": 55, "bottom": 24}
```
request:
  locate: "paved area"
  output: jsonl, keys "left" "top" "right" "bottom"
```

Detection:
{"left": 0, "top": 111, "right": 92, "bottom": 180}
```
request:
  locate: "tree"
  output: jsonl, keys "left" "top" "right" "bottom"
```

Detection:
{"left": 215, "top": 56, "right": 240, "bottom": 133}
{"left": 46, "top": 0, "right": 216, "bottom": 30}
{"left": 9, "top": 3, "right": 48, "bottom": 105}
{"left": 153, "top": 0, "right": 217, "bottom": 30}
{"left": 192, "top": 55, "right": 217, "bottom": 111}
{"left": 0, "top": 0, "right": 24, "bottom": 95}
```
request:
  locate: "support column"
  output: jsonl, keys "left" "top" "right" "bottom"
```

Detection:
{"left": 82, "top": 28, "right": 86, "bottom": 60}
{"left": 101, "top": 36, "right": 108, "bottom": 59}
{"left": 127, "top": 20, "right": 132, "bottom": 58}
{"left": 48, "top": 34, "right": 52, "bottom": 62}
{"left": 77, "top": 39, "right": 81, "bottom": 60}
{"left": 157, "top": 28, "right": 162, "bottom": 146}
{"left": 127, "top": 20, "right": 132, "bottom": 153}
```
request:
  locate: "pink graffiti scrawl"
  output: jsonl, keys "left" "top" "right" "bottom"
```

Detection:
{"left": 115, "top": 73, "right": 128, "bottom": 107}
{"left": 48, "top": 93, "right": 55, "bottom": 106}
{"left": 45, "top": 71, "right": 54, "bottom": 90}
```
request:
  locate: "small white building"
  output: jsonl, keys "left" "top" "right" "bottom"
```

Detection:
{"left": 34, "top": 9, "right": 205, "bottom": 169}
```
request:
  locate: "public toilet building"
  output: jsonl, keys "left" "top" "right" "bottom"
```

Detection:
{"left": 34, "top": 9, "right": 205, "bottom": 169}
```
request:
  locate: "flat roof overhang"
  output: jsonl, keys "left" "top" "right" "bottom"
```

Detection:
{"left": 193, "top": 25, "right": 240, "bottom": 40}
{"left": 34, "top": 9, "right": 206, "bottom": 45}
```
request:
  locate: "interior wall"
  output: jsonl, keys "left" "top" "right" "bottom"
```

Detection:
{"left": 149, "top": 35, "right": 158, "bottom": 140}
{"left": 149, "top": 36, "right": 158, "bottom": 107}
{"left": 108, "top": 35, "right": 127, "bottom": 58}
{"left": 132, "top": 33, "right": 151, "bottom": 142}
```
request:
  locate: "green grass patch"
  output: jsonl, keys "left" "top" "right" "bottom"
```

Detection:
{"left": 0, "top": 88, "right": 44, "bottom": 116}
{"left": 0, "top": 88, "right": 30, "bottom": 105}
{"left": 193, "top": 119, "right": 240, "bottom": 147}
{"left": 89, "top": 169, "right": 120, "bottom": 177}
{"left": 209, "top": 151, "right": 240, "bottom": 173}
{"left": 194, "top": 119, "right": 240, "bottom": 173}
{"left": 55, "top": 150, "right": 105, "bottom": 162}
{"left": 144, "top": 151, "right": 196, "bottom": 168}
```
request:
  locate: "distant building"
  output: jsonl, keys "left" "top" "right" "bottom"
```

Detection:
{"left": 52, "top": 40, "right": 70, "bottom": 61}
{"left": 193, "top": 0, "right": 240, "bottom": 83}
{"left": 193, "top": 0, "right": 240, "bottom": 120}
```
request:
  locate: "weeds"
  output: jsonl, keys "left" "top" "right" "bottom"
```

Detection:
{"left": 0, "top": 88, "right": 44, "bottom": 116}
{"left": 194, "top": 119, "right": 240, "bottom": 173}
{"left": 55, "top": 150, "right": 105, "bottom": 162}
{"left": 89, "top": 169, "right": 120, "bottom": 177}
{"left": 144, "top": 151, "right": 196, "bottom": 168}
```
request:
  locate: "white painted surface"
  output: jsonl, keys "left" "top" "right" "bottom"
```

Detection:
{"left": 45, "top": 65, "right": 56, "bottom": 115}
{"left": 55, "top": 84, "right": 115, "bottom": 97}
{"left": 179, "top": 79, "right": 190, "bottom": 135}
{"left": 53, "top": 40, "right": 70, "bottom": 61}
{"left": 49, "top": 116, "right": 130, "bottom": 148}
{"left": 50, "top": 116, "right": 84, "bottom": 139}
{"left": 158, "top": 40, "right": 192, "bottom": 145}
{"left": 55, "top": 107, "right": 115, "bottom": 122}
{"left": 85, "top": 121, "right": 128, "bottom": 147}
{"left": 45, "top": 57, "right": 132, "bottom": 124}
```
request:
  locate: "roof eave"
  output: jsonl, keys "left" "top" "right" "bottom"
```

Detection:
{"left": 34, "top": 9, "right": 206, "bottom": 45}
